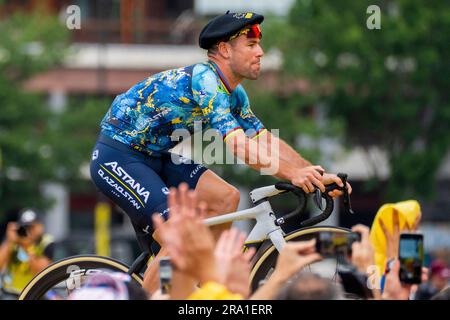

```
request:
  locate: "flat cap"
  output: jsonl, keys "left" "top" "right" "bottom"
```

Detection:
{"left": 199, "top": 11, "right": 264, "bottom": 49}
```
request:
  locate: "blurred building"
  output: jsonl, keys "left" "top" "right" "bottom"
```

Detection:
{"left": 3, "top": 0, "right": 449, "bottom": 260}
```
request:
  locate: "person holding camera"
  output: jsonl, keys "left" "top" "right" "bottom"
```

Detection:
{"left": 0, "top": 209, "right": 54, "bottom": 298}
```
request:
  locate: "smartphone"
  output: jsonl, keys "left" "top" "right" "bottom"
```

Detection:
{"left": 159, "top": 257, "right": 172, "bottom": 294}
{"left": 315, "top": 231, "right": 361, "bottom": 257}
{"left": 399, "top": 232, "right": 423, "bottom": 284}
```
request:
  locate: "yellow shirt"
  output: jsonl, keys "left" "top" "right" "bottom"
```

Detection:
{"left": 187, "top": 281, "right": 243, "bottom": 300}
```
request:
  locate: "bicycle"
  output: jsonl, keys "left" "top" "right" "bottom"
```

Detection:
{"left": 19, "top": 173, "right": 355, "bottom": 300}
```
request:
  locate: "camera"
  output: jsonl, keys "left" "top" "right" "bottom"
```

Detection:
{"left": 315, "top": 231, "right": 361, "bottom": 257}
{"left": 17, "top": 224, "right": 30, "bottom": 238}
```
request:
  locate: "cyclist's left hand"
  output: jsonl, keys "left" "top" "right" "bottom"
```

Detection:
{"left": 322, "top": 173, "right": 352, "bottom": 197}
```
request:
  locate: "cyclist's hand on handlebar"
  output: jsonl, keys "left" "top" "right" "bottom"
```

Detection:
{"left": 291, "top": 165, "right": 326, "bottom": 193}
{"left": 323, "top": 173, "right": 352, "bottom": 197}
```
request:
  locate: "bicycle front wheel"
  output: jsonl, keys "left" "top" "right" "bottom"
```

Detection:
{"left": 19, "top": 255, "right": 143, "bottom": 300}
{"left": 249, "top": 226, "right": 351, "bottom": 293}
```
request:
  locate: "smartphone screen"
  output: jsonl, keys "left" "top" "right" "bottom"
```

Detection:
{"left": 399, "top": 233, "right": 423, "bottom": 284}
{"left": 159, "top": 257, "right": 172, "bottom": 294}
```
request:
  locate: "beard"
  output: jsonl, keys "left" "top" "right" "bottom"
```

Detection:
{"left": 242, "top": 63, "right": 261, "bottom": 80}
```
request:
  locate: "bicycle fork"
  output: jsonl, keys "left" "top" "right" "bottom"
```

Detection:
{"left": 249, "top": 200, "right": 287, "bottom": 253}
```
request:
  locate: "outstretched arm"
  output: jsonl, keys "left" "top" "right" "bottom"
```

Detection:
{"left": 255, "top": 130, "right": 312, "bottom": 168}
{"left": 255, "top": 130, "right": 352, "bottom": 196}
{"left": 225, "top": 130, "right": 326, "bottom": 193}
{"left": 250, "top": 240, "right": 322, "bottom": 300}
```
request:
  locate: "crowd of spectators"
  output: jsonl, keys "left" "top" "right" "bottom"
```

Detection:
{"left": 65, "top": 183, "right": 449, "bottom": 300}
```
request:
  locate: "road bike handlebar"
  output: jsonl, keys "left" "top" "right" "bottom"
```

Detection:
{"left": 273, "top": 173, "right": 354, "bottom": 228}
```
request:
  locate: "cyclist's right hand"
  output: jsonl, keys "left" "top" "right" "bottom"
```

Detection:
{"left": 290, "top": 165, "right": 325, "bottom": 193}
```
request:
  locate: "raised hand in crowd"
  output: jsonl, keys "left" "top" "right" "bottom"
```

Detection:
{"left": 351, "top": 224, "right": 375, "bottom": 274}
{"left": 382, "top": 259, "right": 428, "bottom": 300}
{"left": 250, "top": 239, "right": 322, "bottom": 300}
{"left": 379, "top": 208, "right": 420, "bottom": 260}
{"left": 378, "top": 208, "right": 426, "bottom": 300}
{"left": 152, "top": 183, "right": 253, "bottom": 300}
{"left": 152, "top": 183, "right": 219, "bottom": 298}
{"left": 214, "top": 228, "right": 255, "bottom": 298}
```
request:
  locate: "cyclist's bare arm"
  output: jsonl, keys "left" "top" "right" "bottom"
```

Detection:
{"left": 225, "top": 129, "right": 302, "bottom": 179}
{"left": 255, "top": 130, "right": 313, "bottom": 168}
{"left": 225, "top": 130, "right": 325, "bottom": 193}
{"left": 256, "top": 131, "right": 352, "bottom": 196}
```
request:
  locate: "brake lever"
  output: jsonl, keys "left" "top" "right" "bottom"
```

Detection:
{"left": 337, "top": 173, "right": 355, "bottom": 214}
{"left": 314, "top": 189, "right": 323, "bottom": 210}
{"left": 315, "top": 173, "right": 355, "bottom": 215}
{"left": 314, "top": 169, "right": 325, "bottom": 210}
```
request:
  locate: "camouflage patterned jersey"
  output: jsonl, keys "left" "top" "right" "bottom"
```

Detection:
{"left": 100, "top": 61, "right": 266, "bottom": 157}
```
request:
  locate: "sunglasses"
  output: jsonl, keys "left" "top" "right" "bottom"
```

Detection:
{"left": 228, "top": 24, "right": 262, "bottom": 41}
{"left": 247, "top": 24, "right": 262, "bottom": 39}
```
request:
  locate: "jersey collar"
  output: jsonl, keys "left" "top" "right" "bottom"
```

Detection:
{"left": 207, "top": 60, "right": 233, "bottom": 95}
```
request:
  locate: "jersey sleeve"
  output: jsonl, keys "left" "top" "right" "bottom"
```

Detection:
{"left": 192, "top": 64, "right": 243, "bottom": 141}
{"left": 233, "top": 85, "right": 267, "bottom": 139}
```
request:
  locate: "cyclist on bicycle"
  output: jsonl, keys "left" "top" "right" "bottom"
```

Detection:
{"left": 90, "top": 11, "right": 351, "bottom": 292}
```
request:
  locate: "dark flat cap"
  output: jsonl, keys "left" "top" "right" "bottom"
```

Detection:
{"left": 199, "top": 11, "right": 264, "bottom": 49}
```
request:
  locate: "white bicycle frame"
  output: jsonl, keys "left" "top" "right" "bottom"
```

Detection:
{"left": 204, "top": 185, "right": 288, "bottom": 252}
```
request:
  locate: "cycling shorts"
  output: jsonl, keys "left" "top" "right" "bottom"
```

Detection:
{"left": 89, "top": 134, "right": 208, "bottom": 254}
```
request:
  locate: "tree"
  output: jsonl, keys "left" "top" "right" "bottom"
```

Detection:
{"left": 0, "top": 11, "right": 108, "bottom": 217}
{"left": 262, "top": 0, "right": 450, "bottom": 201}
{"left": 0, "top": 12, "right": 68, "bottom": 214}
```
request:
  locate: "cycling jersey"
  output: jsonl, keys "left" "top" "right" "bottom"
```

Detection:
{"left": 100, "top": 61, "right": 266, "bottom": 156}
{"left": 92, "top": 61, "right": 266, "bottom": 254}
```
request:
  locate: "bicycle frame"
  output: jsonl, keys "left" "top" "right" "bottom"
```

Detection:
{"left": 19, "top": 182, "right": 352, "bottom": 299}
{"left": 204, "top": 185, "right": 288, "bottom": 252}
